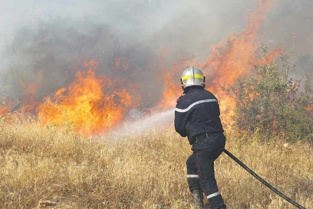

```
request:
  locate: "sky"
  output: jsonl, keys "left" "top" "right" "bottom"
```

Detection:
{"left": 0, "top": 0, "right": 312, "bottom": 103}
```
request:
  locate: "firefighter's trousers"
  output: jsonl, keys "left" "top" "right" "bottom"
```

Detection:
{"left": 186, "top": 133, "right": 226, "bottom": 209}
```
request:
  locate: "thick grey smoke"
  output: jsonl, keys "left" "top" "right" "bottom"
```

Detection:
{"left": 0, "top": 0, "right": 312, "bottom": 107}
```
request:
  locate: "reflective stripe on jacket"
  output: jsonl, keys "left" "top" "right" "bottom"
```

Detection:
{"left": 174, "top": 86, "right": 224, "bottom": 145}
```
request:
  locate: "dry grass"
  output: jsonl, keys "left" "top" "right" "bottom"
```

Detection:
{"left": 0, "top": 120, "right": 312, "bottom": 209}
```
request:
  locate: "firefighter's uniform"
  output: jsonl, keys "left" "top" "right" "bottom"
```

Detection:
{"left": 175, "top": 66, "right": 226, "bottom": 209}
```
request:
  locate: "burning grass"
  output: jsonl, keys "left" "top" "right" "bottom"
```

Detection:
{"left": 0, "top": 120, "right": 312, "bottom": 209}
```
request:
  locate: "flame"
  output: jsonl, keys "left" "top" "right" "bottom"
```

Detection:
{"left": 157, "top": 0, "right": 279, "bottom": 128}
{"left": 198, "top": 0, "right": 278, "bottom": 126}
{"left": 157, "top": 64, "right": 182, "bottom": 110}
{"left": 19, "top": 81, "right": 41, "bottom": 113}
{"left": 202, "top": 0, "right": 278, "bottom": 89}
{"left": 0, "top": 98, "right": 31, "bottom": 123}
{"left": 156, "top": 49, "right": 200, "bottom": 111}
{"left": 0, "top": 0, "right": 281, "bottom": 135}
{"left": 38, "top": 60, "right": 134, "bottom": 135}
{"left": 0, "top": 100, "right": 10, "bottom": 115}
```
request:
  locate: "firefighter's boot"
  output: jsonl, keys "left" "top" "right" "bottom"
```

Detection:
{"left": 208, "top": 194, "right": 226, "bottom": 209}
{"left": 190, "top": 190, "right": 204, "bottom": 209}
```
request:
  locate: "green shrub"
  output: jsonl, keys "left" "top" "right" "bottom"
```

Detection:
{"left": 226, "top": 50, "right": 313, "bottom": 141}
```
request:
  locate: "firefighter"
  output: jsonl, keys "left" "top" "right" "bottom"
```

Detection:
{"left": 174, "top": 66, "right": 227, "bottom": 209}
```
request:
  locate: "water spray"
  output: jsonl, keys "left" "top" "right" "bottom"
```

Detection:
{"left": 223, "top": 149, "right": 307, "bottom": 209}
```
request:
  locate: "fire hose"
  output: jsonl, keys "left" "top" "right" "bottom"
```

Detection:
{"left": 223, "top": 149, "right": 307, "bottom": 209}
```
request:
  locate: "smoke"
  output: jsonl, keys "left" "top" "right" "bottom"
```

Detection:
{"left": 261, "top": 0, "right": 313, "bottom": 76}
{"left": 0, "top": 0, "right": 312, "bottom": 108}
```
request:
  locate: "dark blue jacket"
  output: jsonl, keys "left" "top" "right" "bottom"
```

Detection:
{"left": 174, "top": 86, "right": 224, "bottom": 145}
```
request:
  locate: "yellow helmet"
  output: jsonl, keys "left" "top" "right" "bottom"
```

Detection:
{"left": 180, "top": 66, "right": 205, "bottom": 89}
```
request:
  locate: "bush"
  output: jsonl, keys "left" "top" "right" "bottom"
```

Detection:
{"left": 225, "top": 50, "right": 313, "bottom": 141}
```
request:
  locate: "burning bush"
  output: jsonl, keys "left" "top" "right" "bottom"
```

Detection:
{"left": 226, "top": 48, "right": 313, "bottom": 141}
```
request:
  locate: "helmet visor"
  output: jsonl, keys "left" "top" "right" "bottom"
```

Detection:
{"left": 181, "top": 73, "right": 204, "bottom": 87}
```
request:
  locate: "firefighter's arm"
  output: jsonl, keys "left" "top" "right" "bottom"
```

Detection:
{"left": 174, "top": 111, "right": 187, "bottom": 137}
{"left": 174, "top": 97, "right": 188, "bottom": 137}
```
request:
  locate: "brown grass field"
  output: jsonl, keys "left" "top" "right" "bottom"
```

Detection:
{"left": 0, "top": 120, "right": 312, "bottom": 209}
